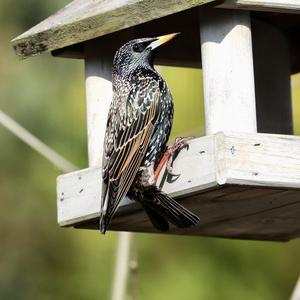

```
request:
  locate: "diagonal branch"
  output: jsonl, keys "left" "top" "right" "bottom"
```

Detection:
{"left": 0, "top": 110, "right": 77, "bottom": 172}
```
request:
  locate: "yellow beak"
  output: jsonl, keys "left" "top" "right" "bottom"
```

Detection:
{"left": 148, "top": 32, "right": 180, "bottom": 50}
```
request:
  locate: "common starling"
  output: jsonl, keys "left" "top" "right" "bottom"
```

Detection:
{"left": 100, "top": 33, "right": 199, "bottom": 234}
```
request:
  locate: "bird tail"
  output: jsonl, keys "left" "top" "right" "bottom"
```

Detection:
{"left": 139, "top": 186, "right": 199, "bottom": 231}
{"left": 99, "top": 213, "right": 108, "bottom": 234}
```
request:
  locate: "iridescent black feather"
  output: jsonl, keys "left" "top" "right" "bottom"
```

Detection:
{"left": 100, "top": 35, "right": 199, "bottom": 233}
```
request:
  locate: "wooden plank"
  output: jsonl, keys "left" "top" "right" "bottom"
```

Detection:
{"left": 75, "top": 40, "right": 114, "bottom": 233}
{"left": 195, "top": 196, "right": 300, "bottom": 241}
{"left": 224, "top": 132, "right": 300, "bottom": 188}
{"left": 199, "top": 9, "right": 257, "bottom": 134}
{"left": 57, "top": 135, "right": 218, "bottom": 226}
{"left": 57, "top": 132, "right": 300, "bottom": 239}
{"left": 218, "top": 0, "right": 300, "bottom": 14}
{"left": 11, "top": 0, "right": 215, "bottom": 59}
{"left": 76, "top": 187, "right": 300, "bottom": 241}
{"left": 50, "top": 9, "right": 300, "bottom": 76}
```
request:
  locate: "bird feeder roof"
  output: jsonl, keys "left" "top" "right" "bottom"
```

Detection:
{"left": 12, "top": 0, "right": 215, "bottom": 58}
{"left": 12, "top": 0, "right": 300, "bottom": 60}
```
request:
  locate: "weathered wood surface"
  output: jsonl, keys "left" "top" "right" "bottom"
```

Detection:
{"left": 199, "top": 9, "right": 257, "bottom": 135}
{"left": 223, "top": 133, "right": 300, "bottom": 188}
{"left": 85, "top": 41, "right": 113, "bottom": 167}
{"left": 218, "top": 0, "right": 300, "bottom": 14}
{"left": 57, "top": 132, "right": 300, "bottom": 240}
{"left": 104, "top": 187, "right": 300, "bottom": 241}
{"left": 11, "top": 0, "right": 214, "bottom": 59}
{"left": 11, "top": 0, "right": 300, "bottom": 59}
{"left": 51, "top": 12, "right": 300, "bottom": 76}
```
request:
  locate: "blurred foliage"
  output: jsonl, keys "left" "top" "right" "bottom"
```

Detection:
{"left": 0, "top": 0, "right": 300, "bottom": 299}
{"left": 292, "top": 74, "right": 300, "bottom": 135}
{"left": 163, "top": 67, "right": 205, "bottom": 139}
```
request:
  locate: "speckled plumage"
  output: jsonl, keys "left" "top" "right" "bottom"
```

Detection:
{"left": 100, "top": 35, "right": 199, "bottom": 233}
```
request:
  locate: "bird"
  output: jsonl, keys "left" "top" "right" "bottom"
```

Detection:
{"left": 100, "top": 33, "right": 199, "bottom": 234}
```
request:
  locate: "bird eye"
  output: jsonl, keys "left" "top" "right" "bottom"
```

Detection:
{"left": 133, "top": 43, "right": 145, "bottom": 53}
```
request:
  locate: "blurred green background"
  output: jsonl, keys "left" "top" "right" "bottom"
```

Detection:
{"left": 1, "top": 1, "right": 300, "bottom": 299}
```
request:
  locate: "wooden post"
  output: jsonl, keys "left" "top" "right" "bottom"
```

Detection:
{"left": 85, "top": 42, "right": 113, "bottom": 167}
{"left": 252, "top": 18, "right": 293, "bottom": 134}
{"left": 199, "top": 8, "right": 257, "bottom": 135}
{"left": 111, "top": 232, "right": 138, "bottom": 300}
{"left": 291, "top": 277, "right": 300, "bottom": 300}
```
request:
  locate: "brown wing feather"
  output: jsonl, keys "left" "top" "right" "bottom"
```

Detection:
{"left": 101, "top": 78, "right": 160, "bottom": 226}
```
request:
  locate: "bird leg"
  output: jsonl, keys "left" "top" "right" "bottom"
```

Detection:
{"left": 154, "top": 136, "right": 194, "bottom": 182}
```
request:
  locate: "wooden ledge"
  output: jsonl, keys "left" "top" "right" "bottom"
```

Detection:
{"left": 12, "top": 0, "right": 300, "bottom": 59}
{"left": 57, "top": 132, "right": 300, "bottom": 241}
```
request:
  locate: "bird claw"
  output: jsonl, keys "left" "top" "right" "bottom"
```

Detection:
{"left": 165, "top": 136, "right": 194, "bottom": 182}
{"left": 154, "top": 136, "right": 194, "bottom": 185}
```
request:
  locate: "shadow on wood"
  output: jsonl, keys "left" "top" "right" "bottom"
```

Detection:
{"left": 57, "top": 132, "right": 300, "bottom": 241}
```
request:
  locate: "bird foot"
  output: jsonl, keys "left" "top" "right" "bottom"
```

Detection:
{"left": 154, "top": 136, "right": 194, "bottom": 183}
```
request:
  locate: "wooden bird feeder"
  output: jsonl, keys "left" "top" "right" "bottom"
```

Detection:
{"left": 12, "top": 0, "right": 300, "bottom": 241}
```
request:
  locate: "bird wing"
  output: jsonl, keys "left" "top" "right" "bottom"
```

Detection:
{"left": 101, "top": 77, "right": 160, "bottom": 224}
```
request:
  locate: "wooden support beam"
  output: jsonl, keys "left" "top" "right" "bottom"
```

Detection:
{"left": 51, "top": 9, "right": 300, "bottom": 75}
{"left": 60, "top": 40, "right": 114, "bottom": 225}
{"left": 57, "top": 132, "right": 300, "bottom": 240}
{"left": 199, "top": 9, "right": 257, "bottom": 135}
{"left": 218, "top": 0, "right": 300, "bottom": 14}
{"left": 11, "top": 0, "right": 215, "bottom": 59}
{"left": 84, "top": 41, "right": 113, "bottom": 167}
{"left": 252, "top": 18, "right": 293, "bottom": 134}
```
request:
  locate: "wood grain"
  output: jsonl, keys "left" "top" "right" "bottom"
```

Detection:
{"left": 11, "top": 0, "right": 214, "bottom": 58}
{"left": 57, "top": 132, "right": 300, "bottom": 240}
{"left": 12, "top": 0, "right": 300, "bottom": 59}
{"left": 199, "top": 9, "right": 257, "bottom": 135}
{"left": 85, "top": 41, "right": 113, "bottom": 167}
{"left": 11, "top": 1, "right": 300, "bottom": 75}
{"left": 218, "top": 0, "right": 300, "bottom": 14}
{"left": 76, "top": 187, "right": 300, "bottom": 241}
{"left": 50, "top": 9, "right": 300, "bottom": 76}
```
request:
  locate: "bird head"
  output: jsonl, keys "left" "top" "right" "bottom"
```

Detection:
{"left": 113, "top": 33, "right": 179, "bottom": 78}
